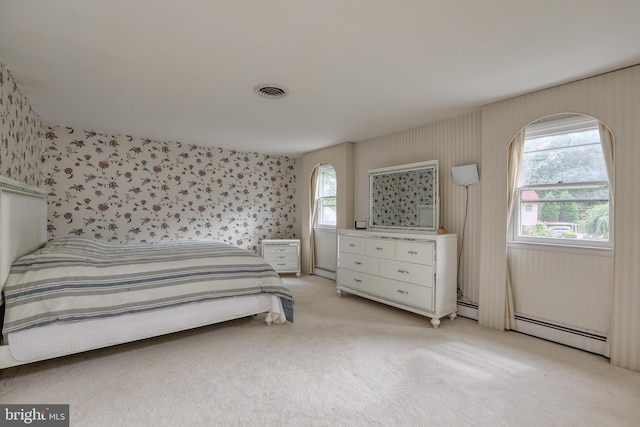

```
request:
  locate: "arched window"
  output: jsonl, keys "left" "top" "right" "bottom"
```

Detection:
{"left": 514, "top": 114, "right": 611, "bottom": 247}
{"left": 315, "top": 164, "right": 336, "bottom": 227}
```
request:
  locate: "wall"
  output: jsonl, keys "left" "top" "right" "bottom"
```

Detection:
{"left": 508, "top": 244, "right": 612, "bottom": 335}
{"left": 0, "top": 60, "right": 43, "bottom": 186}
{"left": 42, "top": 125, "right": 297, "bottom": 252}
{"left": 479, "top": 65, "right": 640, "bottom": 370}
{"left": 313, "top": 227, "right": 337, "bottom": 277}
{"left": 353, "top": 112, "right": 482, "bottom": 303}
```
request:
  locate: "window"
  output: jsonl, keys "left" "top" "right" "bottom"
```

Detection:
{"left": 316, "top": 165, "right": 336, "bottom": 227}
{"left": 515, "top": 115, "right": 611, "bottom": 247}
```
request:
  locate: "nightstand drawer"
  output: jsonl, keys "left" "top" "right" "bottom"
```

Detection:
{"left": 264, "top": 253, "right": 297, "bottom": 263}
{"left": 267, "top": 260, "right": 299, "bottom": 271}
{"left": 263, "top": 245, "right": 298, "bottom": 255}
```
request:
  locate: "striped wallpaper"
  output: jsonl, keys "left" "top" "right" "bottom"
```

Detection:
{"left": 353, "top": 112, "right": 482, "bottom": 303}
{"left": 480, "top": 65, "right": 640, "bottom": 370}
{"left": 346, "top": 65, "right": 640, "bottom": 371}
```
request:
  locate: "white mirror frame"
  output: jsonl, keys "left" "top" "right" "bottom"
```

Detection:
{"left": 368, "top": 160, "right": 439, "bottom": 232}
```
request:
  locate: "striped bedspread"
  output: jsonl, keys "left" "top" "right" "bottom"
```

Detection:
{"left": 2, "top": 238, "right": 294, "bottom": 334}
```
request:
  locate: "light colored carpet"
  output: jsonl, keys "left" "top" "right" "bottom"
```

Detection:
{"left": 2, "top": 275, "right": 640, "bottom": 426}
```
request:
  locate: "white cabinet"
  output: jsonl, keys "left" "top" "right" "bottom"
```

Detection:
{"left": 261, "top": 239, "right": 301, "bottom": 277}
{"left": 337, "top": 229, "right": 457, "bottom": 328}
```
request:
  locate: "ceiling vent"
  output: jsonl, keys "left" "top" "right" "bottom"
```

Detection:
{"left": 254, "top": 84, "right": 288, "bottom": 99}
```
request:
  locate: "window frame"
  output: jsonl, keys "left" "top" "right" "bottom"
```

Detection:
{"left": 315, "top": 165, "right": 337, "bottom": 229}
{"left": 511, "top": 116, "right": 612, "bottom": 249}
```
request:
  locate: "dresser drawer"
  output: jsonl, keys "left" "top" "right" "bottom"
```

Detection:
{"left": 379, "top": 259, "right": 433, "bottom": 286}
{"left": 340, "top": 235, "right": 366, "bottom": 255}
{"left": 339, "top": 268, "right": 434, "bottom": 311}
{"left": 365, "top": 238, "right": 396, "bottom": 260}
{"left": 395, "top": 241, "right": 434, "bottom": 265}
{"left": 338, "top": 269, "right": 379, "bottom": 293}
{"left": 339, "top": 252, "right": 379, "bottom": 274}
{"left": 263, "top": 245, "right": 298, "bottom": 255}
{"left": 377, "top": 277, "right": 434, "bottom": 311}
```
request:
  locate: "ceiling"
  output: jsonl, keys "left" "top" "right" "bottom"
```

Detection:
{"left": 2, "top": 1, "right": 640, "bottom": 157}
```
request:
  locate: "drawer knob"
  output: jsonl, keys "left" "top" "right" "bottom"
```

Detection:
{"left": 349, "top": 243, "right": 355, "bottom": 247}
{"left": 397, "top": 289, "right": 409, "bottom": 295}
{"left": 353, "top": 278, "right": 362, "bottom": 283}
{"left": 354, "top": 261, "right": 362, "bottom": 265}
{"left": 375, "top": 247, "right": 383, "bottom": 251}
{"left": 408, "top": 250, "right": 418, "bottom": 255}
{"left": 397, "top": 269, "right": 409, "bottom": 274}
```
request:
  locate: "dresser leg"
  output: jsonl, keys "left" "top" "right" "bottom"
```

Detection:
{"left": 449, "top": 312, "right": 457, "bottom": 321}
{"left": 265, "top": 311, "right": 273, "bottom": 325}
{"left": 430, "top": 317, "right": 441, "bottom": 328}
{"left": 337, "top": 289, "right": 343, "bottom": 296}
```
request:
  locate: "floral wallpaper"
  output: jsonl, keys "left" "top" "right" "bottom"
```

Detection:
{"left": 370, "top": 167, "right": 436, "bottom": 228}
{"left": 0, "top": 60, "right": 44, "bottom": 186}
{"left": 42, "top": 126, "right": 297, "bottom": 251}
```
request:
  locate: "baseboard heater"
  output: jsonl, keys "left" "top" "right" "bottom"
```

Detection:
{"left": 514, "top": 314, "right": 607, "bottom": 356}
{"left": 456, "top": 300, "right": 478, "bottom": 320}
{"left": 454, "top": 301, "right": 607, "bottom": 356}
{"left": 314, "top": 266, "right": 335, "bottom": 280}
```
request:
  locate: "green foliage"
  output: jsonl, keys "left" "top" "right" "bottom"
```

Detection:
{"left": 537, "top": 190, "right": 579, "bottom": 223}
{"left": 319, "top": 169, "right": 337, "bottom": 199}
{"left": 558, "top": 202, "right": 579, "bottom": 223}
{"left": 538, "top": 201, "right": 559, "bottom": 222}
{"left": 580, "top": 203, "right": 609, "bottom": 238}
{"left": 522, "top": 129, "right": 607, "bottom": 185}
{"left": 530, "top": 221, "right": 553, "bottom": 237}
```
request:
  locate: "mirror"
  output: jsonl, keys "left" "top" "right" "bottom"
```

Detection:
{"left": 369, "top": 160, "right": 439, "bottom": 231}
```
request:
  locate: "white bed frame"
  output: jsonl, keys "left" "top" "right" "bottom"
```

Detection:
{"left": 0, "top": 175, "right": 283, "bottom": 369}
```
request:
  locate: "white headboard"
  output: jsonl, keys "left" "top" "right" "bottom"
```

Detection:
{"left": 0, "top": 175, "right": 47, "bottom": 294}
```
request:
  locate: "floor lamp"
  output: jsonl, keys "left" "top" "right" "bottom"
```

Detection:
{"left": 451, "top": 164, "right": 479, "bottom": 299}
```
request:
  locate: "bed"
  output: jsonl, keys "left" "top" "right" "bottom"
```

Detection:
{"left": 0, "top": 175, "right": 294, "bottom": 369}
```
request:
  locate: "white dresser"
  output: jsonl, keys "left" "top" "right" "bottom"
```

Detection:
{"left": 337, "top": 229, "right": 457, "bottom": 328}
{"left": 261, "top": 239, "right": 301, "bottom": 277}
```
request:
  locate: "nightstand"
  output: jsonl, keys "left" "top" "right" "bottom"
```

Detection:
{"left": 261, "top": 239, "right": 301, "bottom": 277}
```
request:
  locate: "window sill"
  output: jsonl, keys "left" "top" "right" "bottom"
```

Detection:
{"left": 508, "top": 240, "right": 613, "bottom": 257}
{"left": 313, "top": 225, "right": 337, "bottom": 231}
